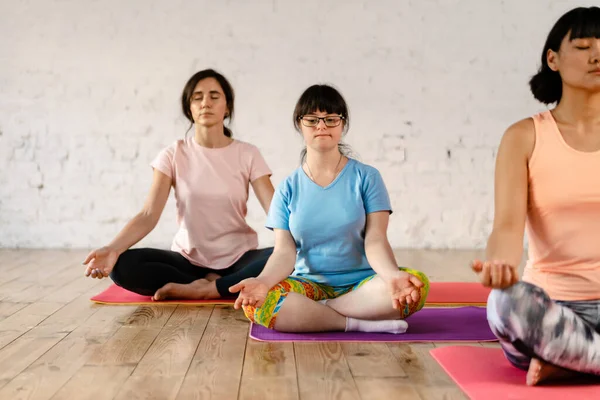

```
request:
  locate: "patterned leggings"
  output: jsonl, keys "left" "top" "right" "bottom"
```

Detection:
{"left": 243, "top": 267, "right": 430, "bottom": 329}
{"left": 487, "top": 281, "right": 600, "bottom": 374}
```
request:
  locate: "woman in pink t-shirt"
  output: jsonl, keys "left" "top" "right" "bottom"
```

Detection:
{"left": 82, "top": 69, "right": 275, "bottom": 300}
{"left": 471, "top": 7, "right": 600, "bottom": 386}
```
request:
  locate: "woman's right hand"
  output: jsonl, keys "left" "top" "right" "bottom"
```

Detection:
{"left": 229, "top": 278, "right": 270, "bottom": 310}
{"left": 83, "top": 246, "right": 119, "bottom": 279}
{"left": 471, "top": 260, "right": 519, "bottom": 289}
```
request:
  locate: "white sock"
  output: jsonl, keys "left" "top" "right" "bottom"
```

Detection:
{"left": 345, "top": 317, "right": 408, "bottom": 334}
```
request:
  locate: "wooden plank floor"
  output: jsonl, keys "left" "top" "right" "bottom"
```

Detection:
{"left": 0, "top": 249, "right": 501, "bottom": 400}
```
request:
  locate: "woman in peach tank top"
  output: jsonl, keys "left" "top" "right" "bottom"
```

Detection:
{"left": 82, "top": 69, "right": 275, "bottom": 301}
{"left": 471, "top": 7, "right": 600, "bottom": 386}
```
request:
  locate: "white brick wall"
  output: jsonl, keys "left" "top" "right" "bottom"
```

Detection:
{"left": 0, "top": 0, "right": 590, "bottom": 249}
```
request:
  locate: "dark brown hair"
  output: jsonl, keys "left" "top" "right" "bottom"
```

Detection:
{"left": 181, "top": 69, "right": 235, "bottom": 137}
{"left": 292, "top": 84, "right": 354, "bottom": 162}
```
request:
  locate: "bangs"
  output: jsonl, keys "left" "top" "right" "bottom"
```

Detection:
{"left": 295, "top": 85, "right": 348, "bottom": 117}
{"left": 568, "top": 7, "right": 600, "bottom": 40}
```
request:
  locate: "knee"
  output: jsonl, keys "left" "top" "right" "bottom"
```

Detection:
{"left": 242, "top": 301, "right": 277, "bottom": 329}
{"left": 487, "top": 281, "right": 550, "bottom": 333}
{"left": 415, "top": 270, "right": 430, "bottom": 296}
{"left": 109, "top": 249, "right": 141, "bottom": 285}
{"left": 400, "top": 267, "right": 430, "bottom": 309}
{"left": 242, "top": 283, "right": 288, "bottom": 329}
{"left": 487, "top": 281, "right": 549, "bottom": 312}
{"left": 401, "top": 267, "right": 429, "bottom": 285}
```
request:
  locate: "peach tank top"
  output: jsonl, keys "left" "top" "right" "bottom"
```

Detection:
{"left": 522, "top": 111, "right": 600, "bottom": 301}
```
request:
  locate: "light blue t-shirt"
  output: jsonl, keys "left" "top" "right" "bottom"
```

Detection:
{"left": 266, "top": 158, "right": 392, "bottom": 287}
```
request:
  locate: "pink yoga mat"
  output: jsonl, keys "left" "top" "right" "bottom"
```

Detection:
{"left": 249, "top": 307, "right": 497, "bottom": 342}
{"left": 430, "top": 346, "right": 600, "bottom": 399}
{"left": 90, "top": 284, "right": 235, "bottom": 305}
{"left": 91, "top": 282, "right": 490, "bottom": 306}
{"left": 426, "top": 282, "right": 491, "bottom": 305}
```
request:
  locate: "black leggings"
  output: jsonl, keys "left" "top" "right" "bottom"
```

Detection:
{"left": 110, "top": 247, "right": 274, "bottom": 297}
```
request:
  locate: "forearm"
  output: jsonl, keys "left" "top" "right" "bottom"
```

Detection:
{"left": 365, "top": 236, "right": 400, "bottom": 280}
{"left": 107, "top": 212, "right": 158, "bottom": 255}
{"left": 486, "top": 228, "right": 524, "bottom": 269}
{"left": 256, "top": 250, "right": 296, "bottom": 289}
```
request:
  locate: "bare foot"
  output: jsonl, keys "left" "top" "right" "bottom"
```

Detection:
{"left": 153, "top": 279, "right": 220, "bottom": 301}
{"left": 526, "top": 358, "right": 579, "bottom": 386}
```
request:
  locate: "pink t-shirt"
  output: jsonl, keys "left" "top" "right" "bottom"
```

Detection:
{"left": 151, "top": 138, "right": 271, "bottom": 269}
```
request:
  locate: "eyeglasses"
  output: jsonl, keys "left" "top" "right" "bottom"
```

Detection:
{"left": 299, "top": 115, "right": 344, "bottom": 127}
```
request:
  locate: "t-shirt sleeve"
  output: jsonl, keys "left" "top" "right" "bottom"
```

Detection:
{"left": 266, "top": 180, "right": 291, "bottom": 231}
{"left": 362, "top": 168, "right": 393, "bottom": 214}
{"left": 150, "top": 144, "right": 175, "bottom": 179}
{"left": 248, "top": 145, "right": 272, "bottom": 182}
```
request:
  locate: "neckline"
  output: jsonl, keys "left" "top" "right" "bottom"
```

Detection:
{"left": 546, "top": 110, "right": 600, "bottom": 155}
{"left": 301, "top": 158, "right": 353, "bottom": 190}
{"left": 189, "top": 137, "right": 236, "bottom": 152}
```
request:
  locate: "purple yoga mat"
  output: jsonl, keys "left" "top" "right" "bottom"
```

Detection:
{"left": 249, "top": 306, "right": 497, "bottom": 342}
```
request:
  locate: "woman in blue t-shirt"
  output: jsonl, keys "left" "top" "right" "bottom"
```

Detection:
{"left": 230, "top": 84, "right": 429, "bottom": 333}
